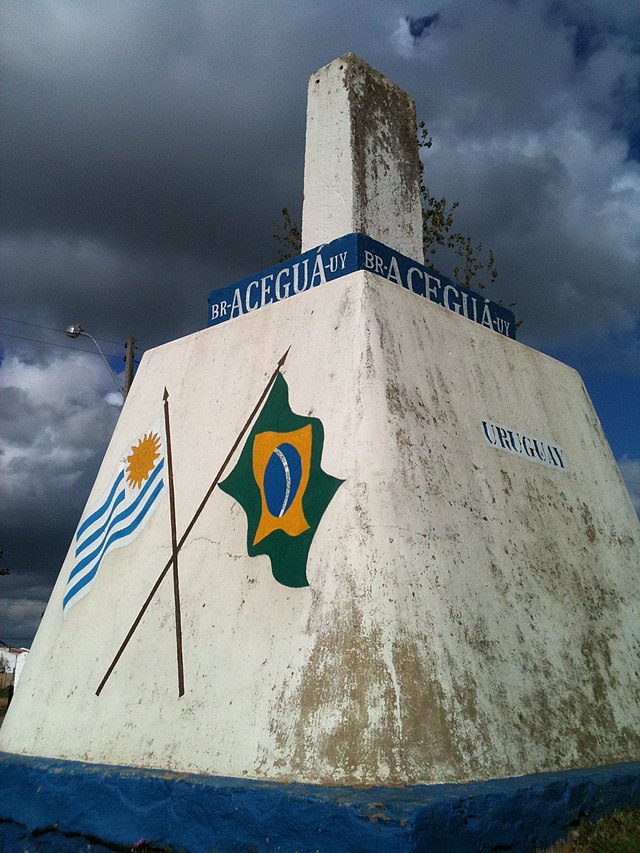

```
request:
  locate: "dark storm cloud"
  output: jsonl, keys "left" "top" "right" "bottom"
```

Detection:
{"left": 0, "top": 233, "right": 228, "bottom": 348}
{"left": 0, "top": 352, "right": 120, "bottom": 527}
{"left": 407, "top": 14, "right": 440, "bottom": 39}
{"left": 0, "top": 386, "right": 42, "bottom": 447}
{"left": 0, "top": 0, "right": 394, "bottom": 350}
{"left": 393, "top": 1, "right": 640, "bottom": 354}
{"left": 0, "top": 0, "right": 398, "bottom": 643}
{"left": 1, "top": 0, "right": 639, "bottom": 645}
{"left": 0, "top": 347, "right": 121, "bottom": 642}
{"left": 1, "top": 3, "right": 299, "bottom": 262}
{"left": 1, "top": 1, "right": 389, "bottom": 269}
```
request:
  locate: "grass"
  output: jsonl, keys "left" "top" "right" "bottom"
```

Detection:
{"left": 542, "top": 807, "right": 640, "bottom": 852}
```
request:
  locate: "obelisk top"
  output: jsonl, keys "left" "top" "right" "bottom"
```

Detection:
{"left": 301, "top": 53, "right": 423, "bottom": 262}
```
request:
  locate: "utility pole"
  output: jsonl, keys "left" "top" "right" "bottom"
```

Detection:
{"left": 123, "top": 336, "right": 136, "bottom": 400}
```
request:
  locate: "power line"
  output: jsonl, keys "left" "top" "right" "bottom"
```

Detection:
{"left": 0, "top": 332, "right": 141, "bottom": 363}
{"left": 0, "top": 638, "right": 34, "bottom": 643}
{"left": 0, "top": 315, "right": 123, "bottom": 346}
{"left": 0, "top": 331, "right": 122, "bottom": 358}
{"left": 0, "top": 317, "right": 67, "bottom": 336}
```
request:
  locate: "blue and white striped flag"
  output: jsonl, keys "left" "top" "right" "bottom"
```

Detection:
{"left": 63, "top": 418, "right": 167, "bottom": 616}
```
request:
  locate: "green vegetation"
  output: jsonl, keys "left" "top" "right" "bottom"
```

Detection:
{"left": 275, "top": 120, "right": 520, "bottom": 320}
{"left": 0, "top": 684, "right": 11, "bottom": 723}
{"left": 273, "top": 206, "right": 302, "bottom": 264}
{"left": 542, "top": 807, "right": 640, "bottom": 852}
{"left": 417, "top": 120, "right": 498, "bottom": 294}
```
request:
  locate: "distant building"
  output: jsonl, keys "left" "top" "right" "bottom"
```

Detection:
{"left": 0, "top": 647, "right": 29, "bottom": 688}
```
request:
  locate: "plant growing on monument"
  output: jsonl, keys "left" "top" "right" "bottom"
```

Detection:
{"left": 417, "top": 121, "right": 498, "bottom": 292}
{"left": 273, "top": 207, "right": 302, "bottom": 264}
{"left": 274, "top": 121, "right": 510, "bottom": 307}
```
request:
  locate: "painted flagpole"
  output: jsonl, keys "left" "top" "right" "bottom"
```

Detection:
{"left": 96, "top": 347, "right": 291, "bottom": 696}
{"left": 163, "top": 387, "right": 185, "bottom": 698}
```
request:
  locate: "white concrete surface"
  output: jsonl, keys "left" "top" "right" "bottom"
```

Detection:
{"left": 2, "top": 272, "right": 639, "bottom": 785}
{"left": 301, "top": 54, "right": 423, "bottom": 261}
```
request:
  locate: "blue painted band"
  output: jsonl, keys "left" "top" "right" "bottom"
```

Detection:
{"left": 207, "top": 233, "right": 517, "bottom": 339}
{"left": 1, "top": 752, "right": 638, "bottom": 852}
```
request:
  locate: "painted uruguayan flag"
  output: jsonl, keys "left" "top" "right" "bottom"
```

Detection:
{"left": 63, "top": 418, "right": 166, "bottom": 616}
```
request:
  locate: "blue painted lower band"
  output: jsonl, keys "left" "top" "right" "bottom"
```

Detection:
{"left": 1, "top": 752, "right": 638, "bottom": 852}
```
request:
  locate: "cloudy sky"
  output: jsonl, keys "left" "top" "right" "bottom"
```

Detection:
{"left": 1, "top": 0, "right": 639, "bottom": 648}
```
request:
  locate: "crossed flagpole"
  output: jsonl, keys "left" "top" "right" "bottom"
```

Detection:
{"left": 163, "top": 386, "right": 184, "bottom": 697}
{"left": 96, "top": 347, "right": 290, "bottom": 697}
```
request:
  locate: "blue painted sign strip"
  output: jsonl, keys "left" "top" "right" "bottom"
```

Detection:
{"left": 208, "top": 233, "right": 516, "bottom": 339}
{"left": 208, "top": 234, "right": 358, "bottom": 326}
{"left": 358, "top": 235, "right": 516, "bottom": 339}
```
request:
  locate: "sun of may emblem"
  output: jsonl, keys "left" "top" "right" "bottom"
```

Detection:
{"left": 126, "top": 431, "right": 161, "bottom": 489}
{"left": 219, "top": 374, "right": 343, "bottom": 588}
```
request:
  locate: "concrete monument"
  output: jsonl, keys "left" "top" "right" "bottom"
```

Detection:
{"left": 1, "top": 54, "right": 639, "bottom": 853}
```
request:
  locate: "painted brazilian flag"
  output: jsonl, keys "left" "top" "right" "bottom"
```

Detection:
{"left": 219, "top": 373, "right": 343, "bottom": 588}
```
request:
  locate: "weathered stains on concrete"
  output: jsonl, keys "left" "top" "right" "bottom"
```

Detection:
{"left": 391, "top": 641, "right": 469, "bottom": 782}
{"left": 302, "top": 54, "right": 423, "bottom": 258}
{"left": 3, "top": 270, "right": 639, "bottom": 787}
{"left": 581, "top": 502, "right": 598, "bottom": 542}
{"left": 255, "top": 275, "right": 640, "bottom": 786}
{"left": 342, "top": 53, "right": 423, "bottom": 258}
{"left": 348, "top": 276, "right": 640, "bottom": 782}
{"left": 272, "top": 591, "right": 400, "bottom": 783}
{"left": 275, "top": 605, "right": 467, "bottom": 785}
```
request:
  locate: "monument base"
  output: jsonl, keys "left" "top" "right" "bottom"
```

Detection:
{"left": 0, "top": 752, "right": 638, "bottom": 852}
